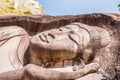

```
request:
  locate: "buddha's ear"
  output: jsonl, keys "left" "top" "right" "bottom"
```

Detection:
{"left": 69, "top": 33, "right": 82, "bottom": 45}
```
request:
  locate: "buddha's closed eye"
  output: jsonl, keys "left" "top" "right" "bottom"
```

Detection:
{"left": 69, "top": 33, "right": 80, "bottom": 45}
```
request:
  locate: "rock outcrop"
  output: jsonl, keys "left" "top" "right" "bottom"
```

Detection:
{"left": 0, "top": 13, "right": 119, "bottom": 79}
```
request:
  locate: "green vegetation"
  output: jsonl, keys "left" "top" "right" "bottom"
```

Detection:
{"left": 118, "top": 4, "right": 120, "bottom": 11}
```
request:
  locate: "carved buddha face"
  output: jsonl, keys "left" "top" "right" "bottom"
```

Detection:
{"left": 30, "top": 24, "right": 90, "bottom": 66}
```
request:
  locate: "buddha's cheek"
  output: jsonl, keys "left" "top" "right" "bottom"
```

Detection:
{"left": 30, "top": 39, "right": 78, "bottom": 67}
{"left": 45, "top": 39, "right": 78, "bottom": 61}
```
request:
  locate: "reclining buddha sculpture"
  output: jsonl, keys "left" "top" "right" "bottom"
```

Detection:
{"left": 0, "top": 22, "right": 111, "bottom": 80}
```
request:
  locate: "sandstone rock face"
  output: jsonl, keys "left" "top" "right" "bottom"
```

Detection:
{"left": 0, "top": 13, "right": 119, "bottom": 79}
{"left": 30, "top": 22, "right": 111, "bottom": 69}
{"left": 0, "top": 26, "right": 30, "bottom": 72}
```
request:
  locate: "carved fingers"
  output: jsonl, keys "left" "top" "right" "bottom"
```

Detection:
{"left": 83, "top": 62, "right": 100, "bottom": 75}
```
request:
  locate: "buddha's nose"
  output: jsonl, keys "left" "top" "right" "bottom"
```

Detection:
{"left": 48, "top": 32, "right": 57, "bottom": 39}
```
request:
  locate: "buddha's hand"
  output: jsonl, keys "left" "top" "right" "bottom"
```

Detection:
{"left": 83, "top": 62, "right": 100, "bottom": 75}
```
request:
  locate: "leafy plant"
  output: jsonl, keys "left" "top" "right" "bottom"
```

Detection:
{"left": 118, "top": 4, "right": 120, "bottom": 11}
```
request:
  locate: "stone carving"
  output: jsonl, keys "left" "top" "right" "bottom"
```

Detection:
{"left": 30, "top": 23, "right": 111, "bottom": 67}
{"left": 0, "top": 13, "right": 120, "bottom": 80}
{"left": 0, "top": 22, "right": 111, "bottom": 80}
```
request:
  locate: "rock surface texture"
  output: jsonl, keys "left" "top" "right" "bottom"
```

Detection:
{"left": 0, "top": 13, "right": 119, "bottom": 80}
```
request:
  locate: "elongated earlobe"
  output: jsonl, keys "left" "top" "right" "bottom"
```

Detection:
{"left": 82, "top": 49, "right": 95, "bottom": 64}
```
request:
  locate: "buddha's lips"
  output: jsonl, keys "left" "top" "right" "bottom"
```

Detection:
{"left": 39, "top": 33, "right": 55, "bottom": 43}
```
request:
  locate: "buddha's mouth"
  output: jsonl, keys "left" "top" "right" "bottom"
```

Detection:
{"left": 39, "top": 33, "right": 55, "bottom": 43}
{"left": 39, "top": 33, "right": 47, "bottom": 42}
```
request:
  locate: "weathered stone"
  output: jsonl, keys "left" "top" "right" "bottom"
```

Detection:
{"left": 0, "top": 13, "right": 119, "bottom": 79}
{"left": 0, "top": 26, "right": 30, "bottom": 72}
{"left": 30, "top": 22, "right": 111, "bottom": 68}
